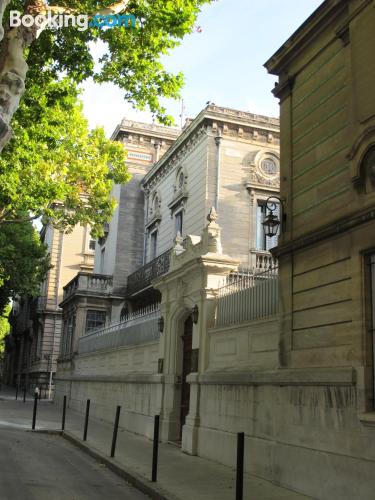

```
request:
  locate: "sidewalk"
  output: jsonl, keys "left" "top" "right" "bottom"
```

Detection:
{"left": 0, "top": 385, "right": 314, "bottom": 500}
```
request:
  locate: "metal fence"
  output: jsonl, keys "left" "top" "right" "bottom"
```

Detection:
{"left": 78, "top": 303, "right": 161, "bottom": 354}
{"left": 215, "top": 267, "right": 279, "bottom": 327}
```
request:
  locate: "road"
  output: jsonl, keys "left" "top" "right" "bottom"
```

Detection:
{"left": 0, "top": 428, "right": 148, "bottom": 500}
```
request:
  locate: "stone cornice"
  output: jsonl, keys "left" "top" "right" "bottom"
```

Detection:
{"left": 272, "top": 76, "right": 295, "bottom": 102}
{"left": 143, "top": 104, "right": 280, "bottom": 189}
{"left": 110, "top": 119, "right": 180, "bottom": 142}
{"left": 55, "top": 373, "right": 163, "bottom": 384}
{"left": 272, "top": 205, "right": 375, "bottom": 258}
{"left": 265, "top": 0, "right": 349, "bottom": 76}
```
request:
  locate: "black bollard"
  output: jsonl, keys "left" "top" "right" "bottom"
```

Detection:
{"left": 83, "top": 399, "right": 90, "bottom": 441}
{"left": 62, "top": 396, "right": 67, "bottom": 431}
{"left": 15, "top": 384, "right": 19, "bottom": 400}
{"left": 151, "top": 415, "right": 160, "bottom": 482}
{"left": 32, "top": 393, "right": 38, "bottom": 430}
{"left": 23, "top": 386, "right": 26, "bottom": 403}
{"left": 236, "top": 432, "right": 245, "bottom": 500}
{"left": 110, "top": 406, "right": 121, "bottom": 458}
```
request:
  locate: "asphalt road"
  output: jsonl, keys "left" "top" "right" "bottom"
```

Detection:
{"left": 0, "top": 429, "right": 148, "bottom": 500}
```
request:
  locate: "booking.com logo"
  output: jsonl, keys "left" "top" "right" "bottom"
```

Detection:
{"left": 9, "top": 11, "right": 137, "bottom": 31}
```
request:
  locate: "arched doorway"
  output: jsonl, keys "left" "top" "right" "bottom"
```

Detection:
{"left": 180, "top": 315, "right": 193, "bottom": 438}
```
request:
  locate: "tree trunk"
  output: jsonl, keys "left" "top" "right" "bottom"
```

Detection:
{"left": 0, "top": 0, "right": 130, "bottom": 152}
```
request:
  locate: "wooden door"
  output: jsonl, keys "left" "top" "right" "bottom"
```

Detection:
{"left": 180, "top": 316, "right": 193, "bottom": 437}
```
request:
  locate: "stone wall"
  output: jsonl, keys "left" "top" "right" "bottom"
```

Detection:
{"left": 193, "top": 372, "right": 375, "bottom": 500}
{"left": 55, "top": 340, "right": 161, "bottom": 437}
{"left": 207, "top": 317, "right": 279, "bottom": 371}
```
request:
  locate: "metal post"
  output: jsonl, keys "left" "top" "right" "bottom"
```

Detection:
{"left": 83, "top": 399, "right": 90, "bottom": 441}
{"left": 110, "top": 405, "right": 121, "bottom": 458}
{"left": 15, "top": 384, "right": 19, "bottom": 400}
{"left": 236, "top": 432, "right": 245, "bottom": 500}
{"left": 62, "top": 396, "right": 67, "bottom": 431}
{"left": 23, "top": 385, "right": 26, "bottom": 403}
{"left": 32, "top": 393, "right": 38, "bottom": 430}
{"left": 151, "top": 415, "right": 160, "bottom": 482}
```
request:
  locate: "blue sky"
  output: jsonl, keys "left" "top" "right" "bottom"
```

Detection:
{"left": 81, "top": 0, "right": 323, "bottom": 135}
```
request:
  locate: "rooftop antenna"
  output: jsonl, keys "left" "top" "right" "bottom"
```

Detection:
{"left": 179, "top": 99, "right": 186, "bottom": 128}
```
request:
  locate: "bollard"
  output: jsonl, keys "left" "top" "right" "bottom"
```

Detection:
{"left": 83, "top": 399, "right": 90, "bottom": 441}
{"left": 236, "top": 432, "right": 245, "bottom": 500}
{"left": 151, "top": 415, "right": 160, "bottom": 482}
{"left": 23, "top": 386, "right": 26, "bottom": 403}
{"left": 110, "top": 405, "right": 121, "bottom": 458}
{"left": 62, "top": 396, "right": 67, "bottom": 431}
{"left": 32, "top": 392, "right": 38, "bottom": 430}
{"left": 15, "top": 384, "right": 19, "bottom": 400}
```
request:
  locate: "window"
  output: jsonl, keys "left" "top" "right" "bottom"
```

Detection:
{"left": 85, "top": 310, "right": 106, "bottom": 333}
{"left": 260, "top": 158, "right": 277, "bottom": 176}
{"left": 178, "top": 172, "right": 185, "bottom": 188}
{"left": 150, "top": 230, "right": 158, "bottom": 260}
{"left": 365, "top": 253, "right": 375, "bottom": 409}
{"left": 256, "top": 201, "right": 279, "bottom": 251}
{"left": 175, "top": 211, "right": 183, "bottom": 236}
{"left": 61, "top": 315, "right": 75, "bottom": 357}
{"left": 89, "top": 239, "right": 96, "bottom": 251}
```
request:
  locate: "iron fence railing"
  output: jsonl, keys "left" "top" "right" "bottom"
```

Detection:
{"left": 215, "top": 267, "right": 279, "bottom": 327}
{"left": 78, "top": 303, "right": 160, "bottom": 354}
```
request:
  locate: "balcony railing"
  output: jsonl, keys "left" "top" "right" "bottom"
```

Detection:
{"left": 127, "top": 249, "right": 171, "bottom": 296}
{"left": 249, "top": 249, "right": 278, "bottom": 270}
{"left": 63, "top": 273, "right": 113, "bottom": 301}
{"left": 78, "top": 303, "right": 160, "bottom": 354}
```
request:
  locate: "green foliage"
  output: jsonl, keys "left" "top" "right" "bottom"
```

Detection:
{"left": 0, "top": 74, "right": 130, "bottom": 236}
{"left": 0, "top": 219, "right": 50, "bottom": 316}
{"left": 7, "top": 0, "right": 213, "bottom": 124}
{"left": 0, "top": 304, "right": 11, "bottom": 355}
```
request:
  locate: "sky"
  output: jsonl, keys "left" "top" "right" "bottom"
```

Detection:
{"left": 81, "top": 0, "right": 323, "bottom": 136}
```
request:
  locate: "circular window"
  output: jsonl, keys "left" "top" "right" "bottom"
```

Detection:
{"left": 260, "top": 158, "right": 278, "bottom": 176}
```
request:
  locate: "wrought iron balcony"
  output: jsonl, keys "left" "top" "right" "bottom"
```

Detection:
{"left": 127, "top": 249, "right": 171, "bottom": 296}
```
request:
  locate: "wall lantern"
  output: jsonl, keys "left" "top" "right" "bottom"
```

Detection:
{"left": 192, "top": 305, "right": 199, "bottom": 324}
{"left": 158, "top": 316, "right": 165, "bottom": 333}
{"left": 262, "top": 196, "right": 285, "bottom": 238}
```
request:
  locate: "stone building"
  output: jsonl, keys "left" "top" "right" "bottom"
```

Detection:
{"left": 55, "top": 105, "right": 281, "bottom": 463}
{"left": 54, "top": 1, "right": 375, "bottom": 498}
{"left": 4, "top": 223, "right": 96, "bottom": 397}
{"left": 56, "top": 104, "right": 280, "bottom": 377}
{"left": 258, "top": 0, "right": 375, "bottom": 497}
{"left": 57, "top": 119, "right": 181, "bottom": 371}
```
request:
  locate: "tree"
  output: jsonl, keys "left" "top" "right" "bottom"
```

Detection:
{"left": 0, "top": 303, "right": 10, "bottom": 355}
{"left": 0, "top": 70, "right": 130, "bottom": 234}
{"left": 0, "top": 217, "right": 50, "bottom": 316}
{"left": 0, "top": 0, "right": 212, "bottom": 151}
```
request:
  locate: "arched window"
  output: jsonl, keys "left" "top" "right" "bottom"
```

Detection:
{"left": 178, "top": 171, "right": 185, "bottom": 188}
{"left": 150, "top": 191, "right": 161, "bottom": 216}
{"left": 120, "top": 306, "right": 129, "bottom": 321}
{"left": 362, "top": 145, "right": 375, "bottom": 191}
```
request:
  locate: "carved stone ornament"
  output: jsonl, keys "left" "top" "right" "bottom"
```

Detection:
{"left": 247, "top": 151, "right": 280, "bottom": 189}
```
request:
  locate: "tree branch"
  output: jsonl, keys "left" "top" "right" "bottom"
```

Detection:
{"left": 1, "top": 214, "right": 40, "bottom": 224}
{"left": 0, "top": 0, "right": 131, "bottom": 151}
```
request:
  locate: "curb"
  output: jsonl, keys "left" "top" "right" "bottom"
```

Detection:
{"left": 61, "top": 431, "right": 180, "bottom": 500}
